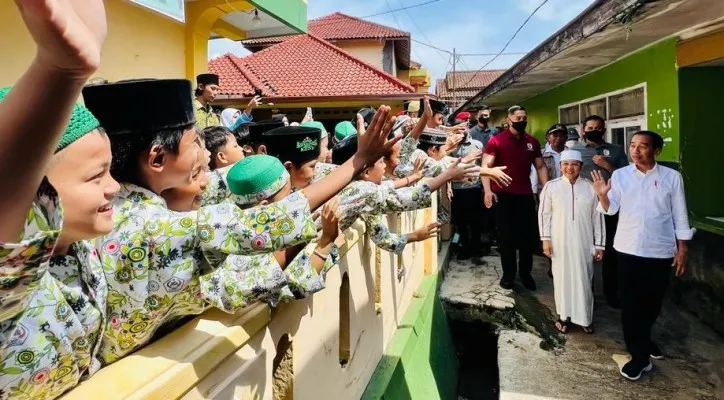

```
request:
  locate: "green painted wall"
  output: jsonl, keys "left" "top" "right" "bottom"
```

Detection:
{"left": 363, "top": 272, "right": 458, "bottom": 400}
{"left": 521, "top": 37, "right": 680, "bottom": 162}
{"left": 251, "top": 0, "right": 307, "bottom": 33}
{"left": 679, "top": 66, "right": 724, "bottom": 234}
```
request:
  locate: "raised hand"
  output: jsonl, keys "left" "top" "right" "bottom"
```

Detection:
{"left": 462, "top": 150, "right": 482, "bottom": 165}
{"left": 16, "top": 0, "right": 107, "bottom": 77}
{"left": 442, "top": 133, "right": 463, "bottom": 155}
{"left": 411, "top": 156, "right": 425, "bottom": 179}
{"left": 483, "top": 166, "right": 512, "bottom": 187}
{"left": 591, "top": 170, "right": 611, "bottom": 197}
{"left": 444, "top": 158, "right": 478, "bottom": 182}
{"left": 320, "top": 197, "right": 341, "bottom": 245}
{"left": 411, "top": 222, "right": 441, "bottom": 242}
{"left": 355, "top": 105, "right": 401, "bottom": 168}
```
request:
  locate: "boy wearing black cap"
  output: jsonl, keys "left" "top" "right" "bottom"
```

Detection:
{"left": 195, "top": 73, "right": 221, "bottom": 128}
{"left": 83, "top": 79, "right": 402, "bottom": 363}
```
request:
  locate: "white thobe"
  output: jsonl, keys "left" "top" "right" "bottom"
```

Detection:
{"left": 538, "top": 176, "right": 605, "bottom": 326}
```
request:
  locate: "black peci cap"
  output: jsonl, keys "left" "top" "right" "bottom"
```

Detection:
{"left": 331, "top": 134, "right": 358, "bottom": 165}
{"left": 263, "top": 126, "right": 321, "bottom": 164}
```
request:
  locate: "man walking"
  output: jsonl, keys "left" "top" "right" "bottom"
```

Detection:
{"left": 483, "top": 106, "right": 548, "bottom": 290}
{"left": 469, "top": 105, "right": 499, "bottom": 147}
{"left": 450, "top": 126, "right": 485, "bottom": 260}
{"left": 592, "top": 130, "right": 694, "bottom": 381}
{"left": 572, "top": 115, "right": 629, "bottom": 308}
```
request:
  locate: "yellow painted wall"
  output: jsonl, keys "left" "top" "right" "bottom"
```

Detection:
{"left": 336, "top": 40, "right": 386, "bottom": 71}
{"left": 0, "top": 0, "right": 185, "bottom": 87}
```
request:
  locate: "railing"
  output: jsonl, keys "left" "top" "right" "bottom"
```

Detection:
{"left": 63, "top": 200, "right": 438, "bottom": 400}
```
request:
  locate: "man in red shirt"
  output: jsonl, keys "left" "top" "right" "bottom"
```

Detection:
{"left": 482, "top": 106, "right": 549, "bottom": 290}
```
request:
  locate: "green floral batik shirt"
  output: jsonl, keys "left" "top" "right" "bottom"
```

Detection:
{"left": 268, "top": 241, "right": 340, "bottom": 307}
{"left": 95, "top": 183, "right": 317, "bottom": 364}
{"left": 0, "top": 182, "right": 107, "bottom": 400}
{"left": 394, "top": 136, "right": 455, "bottom": 178}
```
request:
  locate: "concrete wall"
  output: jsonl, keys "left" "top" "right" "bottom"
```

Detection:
{"left": 64, "top": 204, "right": 443, "bottom": 399}
{"left": 522, "top": 38, "right": 680, "bottom": 162}
{"left": 0, "top": 0, "right": 186, "bottom": 87}
{"left": 336, "top": 40, "right": 386, "bottom": 72}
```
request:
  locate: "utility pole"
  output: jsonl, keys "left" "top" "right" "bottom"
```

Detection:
{"left": 452, "top": 47, "right": 457, "bottom": 111}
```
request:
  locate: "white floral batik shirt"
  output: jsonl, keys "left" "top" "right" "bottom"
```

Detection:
{"left": 0, "top": 182, "right": 107, "bottom": 400}
{"left": 95, "top": 183, "right": 317, "bottom": 364}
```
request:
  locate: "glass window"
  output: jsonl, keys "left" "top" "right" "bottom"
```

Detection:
{"left": 581, "top": 98, "right": 607, "bottom": 120}
{"left": 559, "top": 105, "right": 579, "bottom": 125}
{"left": 610, "top": 87, "right": 645, "bottom": 119}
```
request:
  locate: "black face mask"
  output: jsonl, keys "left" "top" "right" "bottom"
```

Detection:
{"left": 511, "top": 120, "right": 527, "bottom": 132}
{"left": 585, "top": 129, "right": 604, "bottom": 142}
{"left": 479, "top": 116, "right": 490, "bottom": 123}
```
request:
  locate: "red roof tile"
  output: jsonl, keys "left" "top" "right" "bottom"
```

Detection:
{"left": 444, "top": 70, "right": 506, "bottom": 90}
{"left": 209, "top": 34, "right": 415, "bottom": 99}
{"left": 243, "top": 12, "right": 409, "bottom": 45}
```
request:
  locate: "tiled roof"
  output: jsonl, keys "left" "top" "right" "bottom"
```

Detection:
{"left": 444, "top": 70, "right": 506, "bottom": 90}
{"left": 435, "top": 70, "right": 505, "bottom": 100}
{"left": 209, "top": 34, "right": 415, "bottom": 99}
{"left": 243, "top": 12, "right": 409, "bottom": 45}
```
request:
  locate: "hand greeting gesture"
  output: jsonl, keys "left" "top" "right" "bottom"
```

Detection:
{"left": 591, "top": 170, "right": 611, "bottom": 197}
{"left": 17, "top": 0, "right": 107, "bottom": 77}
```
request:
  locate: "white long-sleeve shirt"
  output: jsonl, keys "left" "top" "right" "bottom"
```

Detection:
{"left": 597, "top": 164, "right": 694, "bottom": 258}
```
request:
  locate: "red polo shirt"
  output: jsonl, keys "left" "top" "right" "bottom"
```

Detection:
{"left": 484, "top": 129, "right": 542, "bottom": 195}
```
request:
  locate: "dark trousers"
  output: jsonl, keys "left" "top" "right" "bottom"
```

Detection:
{"left": 451, "top": 188, "right": 484, "bottom": 255}
{"left": 602, "top": 213, "right": 620, "bottom": 302}
{"left": 618, "top": 252, "right": 672, "bottom": 363}
{"left": 495, "top": 192, "right": 538, "bottom": 282}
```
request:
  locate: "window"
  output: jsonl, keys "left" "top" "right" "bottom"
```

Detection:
{"left": 609, "top": 87, "right": 645, "bottom": 119}
{"left": 581, "top": 98, "right": 607, "bottom": 120}
{"left": 559, "top": 105, "right": 579, "bottom": 125}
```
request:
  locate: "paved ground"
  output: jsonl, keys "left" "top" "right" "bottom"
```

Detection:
{"left": 441, "top": 250, "right": 724, "bottom": 400}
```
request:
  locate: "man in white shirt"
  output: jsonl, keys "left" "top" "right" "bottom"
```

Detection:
{"left": 592, "top": 130, "right": 694, "bottom": 381}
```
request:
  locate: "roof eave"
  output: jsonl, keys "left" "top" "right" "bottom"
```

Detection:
{"left": 215, "top": 93, "right": 420, "bottom": 103}
{"left": 453, "top": 0, "right": 638, "bottom": 114}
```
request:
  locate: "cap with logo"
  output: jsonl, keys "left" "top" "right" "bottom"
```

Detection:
{"left": 262, "top": 126, "right": 321, "bottom": 164}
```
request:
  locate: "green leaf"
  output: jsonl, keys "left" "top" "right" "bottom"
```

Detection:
{"left": 2, "top": 367, "right": 24, "bottom": 375}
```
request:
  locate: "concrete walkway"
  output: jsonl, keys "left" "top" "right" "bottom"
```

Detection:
{"left": 440, "top": 251, "right": 724, "bottom": 400}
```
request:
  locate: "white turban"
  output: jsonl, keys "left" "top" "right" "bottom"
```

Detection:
{"left": 560, "top": 150, "right": 583, "bottom": 163}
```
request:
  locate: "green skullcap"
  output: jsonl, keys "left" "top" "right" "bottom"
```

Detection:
{"left": 334, "top": 121, "right": 356, "bottom": 142}
{"left": 227, "top": 155, "right": 289, "bottom": 206}
{"left": 301, "top": 121, "right": 328, "bottom": 138}
{"left": 0, "top": 86, "right": 100, "bottom": 153}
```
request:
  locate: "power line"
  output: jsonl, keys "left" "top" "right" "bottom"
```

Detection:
{"left": 410, "top": 38, "right": 527, "bottom": 57}
{"left": 458, "top": 0, "right": 550, "bottom": 89}
{"left": 397, "top": 0, "right": 449, "bottom": 64}
{"left": 364, "top": 0, "right": 440, "bottom": 18}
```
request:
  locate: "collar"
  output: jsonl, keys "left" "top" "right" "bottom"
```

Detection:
{"left": 562, "top": 175, "right": 579, "bottom": 184}
{"left": 632, "top": 162, "right": 659, "bottom": 176}
{"left": 194, "top": 99, "right": 211, "bottom": 112}
{"left": 118, "top": 182, "right": 168, "bottom": 208}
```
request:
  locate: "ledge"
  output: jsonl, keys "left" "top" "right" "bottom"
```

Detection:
{"left": 690, "top": 215, "right": 724, "bottom": 236}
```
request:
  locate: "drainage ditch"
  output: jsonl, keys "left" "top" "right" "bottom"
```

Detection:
{"left": 445, "top": 289, "right": 565, "bottom": 400}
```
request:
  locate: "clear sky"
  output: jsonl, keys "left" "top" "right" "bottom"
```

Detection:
{"left": 208, "top": 0, "right": 595, "bottom": 88}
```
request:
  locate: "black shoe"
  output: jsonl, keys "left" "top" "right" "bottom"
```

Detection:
{"left": 620, "top": 359, "right": 653, "bottom": 381}
{"left": 521, "top": 275, "right": 536, "bottom": 291}
{"left": 650, "top": 343, "right": 664, "bottom": 360}
{"left": 499, "top": 279, "right": 514, "bottom": 290}
{"left": 457, "top": 252, "right": 470, "bottom": 261}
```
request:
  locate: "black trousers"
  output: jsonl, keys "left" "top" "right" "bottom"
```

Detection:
{"left": 495, "top": 192, "right": 538, "bottom": 282}
{"left": 451, "top": 188, "right": 484, "bottom": 255}
{"left": 602, "top": 213, "right": 620, "bottom": 302}
{"left": 618, "top": 252, "right": 672, "bottom": 363}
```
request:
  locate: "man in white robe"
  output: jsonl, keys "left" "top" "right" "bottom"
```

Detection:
{"left": 538, "top": 150, "right": 605, "bottom": 332}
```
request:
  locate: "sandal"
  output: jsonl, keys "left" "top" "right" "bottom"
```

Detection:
{"left": 555, "top": 319, "right": 569, "bottom": 334}
{"left": 582, "top": 324, "right": 595, "bottom": 334}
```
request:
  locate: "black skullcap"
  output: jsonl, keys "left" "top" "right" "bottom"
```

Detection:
{"left": 331, "top": 134, "right": 358, "bottom": 165}
{"left": 196, "top": 73, "right": 219, "bottom": 86}
{"left": 248, "top": 120, "right": 285, "bottom": 143}
{"left": 82, "top": 79, "right": 195, "bottom": 135}
{"left": 418, "top": 98, "right": 447, "bottom": 117}
{"left": 263, "top": 126, "right": 321, "bottom": 164}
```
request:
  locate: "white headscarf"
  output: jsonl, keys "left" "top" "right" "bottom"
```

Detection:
{"left": 220, "top": 108, "right": 241, "bottom": 128}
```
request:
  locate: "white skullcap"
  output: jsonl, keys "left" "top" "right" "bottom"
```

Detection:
{"left": 560, "top": 150, "right": 583, "bottom": 163}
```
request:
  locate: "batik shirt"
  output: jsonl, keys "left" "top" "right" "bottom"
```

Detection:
{"left": 0, "top": 184, "right": 107, "bottom": 400}
{"left": 393, "top": 136, "right": 455, "bottom": 178}
{"left": 267, "top": 241, "right": 340, "bottom": 307}
{"left": 312, "top": 163, "right": 428, "bottom": 254}
{"left": 95, "top": 183, "right": 316, "bottom": 364}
